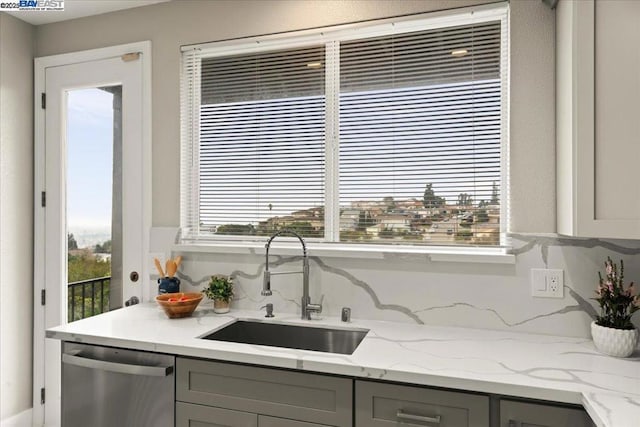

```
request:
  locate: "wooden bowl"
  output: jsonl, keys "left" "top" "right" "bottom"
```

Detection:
{"left": 155, "top": 292, "right": 203, "bottom": 319}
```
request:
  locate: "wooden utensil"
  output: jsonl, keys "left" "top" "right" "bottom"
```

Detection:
{"left": 166, "top": 260, "right": 177, "bottom": 278}
{"left": 174, "top": 255, "right": 183, "bottom": 270}
{"left": 154, "top": 258, "right": 165, "bottom": 277}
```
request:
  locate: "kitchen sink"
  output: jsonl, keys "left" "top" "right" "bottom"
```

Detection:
{"left": 200, "top": 320, "right": 369, "bottom": 355}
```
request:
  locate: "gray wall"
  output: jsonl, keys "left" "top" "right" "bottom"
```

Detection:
{"left": 0, "top": 12, "right": 35, "bottom": 421}
{"left": 35, "top": 0, "right": 556, "bottom": 233}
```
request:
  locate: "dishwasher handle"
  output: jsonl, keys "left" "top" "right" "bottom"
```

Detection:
{"left": 62, "top": 353, "right": 174, "bottom": 377}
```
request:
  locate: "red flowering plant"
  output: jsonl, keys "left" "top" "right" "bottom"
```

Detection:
{"left": 594, "top": 257, "right": 639, "bottom": 330}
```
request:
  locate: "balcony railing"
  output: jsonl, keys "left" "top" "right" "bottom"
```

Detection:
{"left": 68, "top": 276, "right": 111, "bottom": 322}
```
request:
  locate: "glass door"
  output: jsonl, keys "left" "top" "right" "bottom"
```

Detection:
{"left": 66, "top": 86, "right": 122, "bottom": 321}
{"left": 35, "top": 46, "right": 149, "bottom": 427}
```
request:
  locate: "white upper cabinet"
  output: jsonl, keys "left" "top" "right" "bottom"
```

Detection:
{"left": 557, "top": 0, "right": 640, "bottom": 238}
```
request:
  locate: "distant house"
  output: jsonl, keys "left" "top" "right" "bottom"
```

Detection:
{"left": 340, "top": 209, "right": 361, "bottom": 231}
{"left": 366, "top": 223, "right": 384, "bottom": 237}
{"left": 377, "top": 214, "right": 411, "bottom": 231}
{"left": 291, "top": 209, "right": 313, "bottom": 219}
{"left": 397, "top": 199, "right": 423, "bottom": 210}
{"left": 351, "top": 200, "right": 384, "bottom": 209}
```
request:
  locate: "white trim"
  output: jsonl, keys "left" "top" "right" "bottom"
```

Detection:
{"left": 499, "top": 5, "right": 511, "bottom": 241}
{"left": 174, "top": 242, "right": 515, "bottom": 264}
{"left": 182, "top": 2, "right": 508, "bottom": 54}
{"left": 32, "top": 41, "right": 152, "bottom": 427}
{"left": 324, "top": 40, "right": 340, "bottom": 242}
{"left": 181, "top": 5, "right": 509, "bottom": 252}
{"left": 0, "top": 408, "right": 32, "bottom": 427}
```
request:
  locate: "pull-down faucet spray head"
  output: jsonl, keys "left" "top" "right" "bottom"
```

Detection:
{"left": 262, "top": 270, "right": 272, "bottom": 296}
{"left": 262, "top": 229, "right": 306, "bottom": 296}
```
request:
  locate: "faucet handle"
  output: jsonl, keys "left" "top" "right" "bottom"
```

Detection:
{"left": 341, "top": 307, "right": 351, "bottom": 322}
{"left": 306, "top": 303, "right": 322, "bottom": 315}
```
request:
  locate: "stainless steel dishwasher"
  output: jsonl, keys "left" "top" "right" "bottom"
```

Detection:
{"left": 62, "top": 342, "right": 175, "bottom": 427}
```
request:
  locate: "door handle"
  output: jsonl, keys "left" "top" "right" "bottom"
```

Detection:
{"left": 397, "top": 410, "right": 441, "bottom": 425}
{"left": 62, "top": 353, "right": 173, "bottom": 376}
{"left": 125, "top": 296, "right": 140, "bottom": 306}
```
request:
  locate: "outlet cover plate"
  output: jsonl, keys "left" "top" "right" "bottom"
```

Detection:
{"left": 531, "top": 268, "right": 564, "bottom": 298}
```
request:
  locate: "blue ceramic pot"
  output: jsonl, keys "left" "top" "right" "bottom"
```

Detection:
{"left": 158, "top": 277, "right": 180, "bottom": 294}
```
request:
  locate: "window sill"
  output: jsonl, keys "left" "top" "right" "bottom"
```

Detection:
{"left": 173, "top": 241, "right": 515, "bottom": 264}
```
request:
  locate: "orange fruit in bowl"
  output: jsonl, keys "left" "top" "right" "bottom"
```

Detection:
{"left": 155, "top": 292, "right": 203, "bottom": 318}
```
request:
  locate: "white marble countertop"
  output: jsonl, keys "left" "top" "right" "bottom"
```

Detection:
{"left": 47, "top": 304, "right": 640, "bottom": 427}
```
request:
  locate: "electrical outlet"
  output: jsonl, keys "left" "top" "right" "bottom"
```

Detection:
{"left": 547, "top": 269, "right": 564, "bottom": 298}
{"left": 531, "top": 268, "right": 564, "bottom": 298}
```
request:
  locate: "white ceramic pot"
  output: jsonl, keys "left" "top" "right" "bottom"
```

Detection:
{"left": 591, "top": 321, "right": 638, "bottom": 358}
{"left": 213, "top": 299, "right": 230, "bottom": 314}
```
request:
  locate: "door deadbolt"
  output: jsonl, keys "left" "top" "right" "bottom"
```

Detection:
{"left": 125, "top": 296, "right": 140, "bottom": 306}
{"left": 129, "top": 271, "right": 139, "bottom": 282}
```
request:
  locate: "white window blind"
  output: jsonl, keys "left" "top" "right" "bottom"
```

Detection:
{"left": 181, "top": 46, "right": 326, "bottom": 239}
{"left": 339, "top": 22, "right": 503, "bottom": 245}
{"left": 181, "top": 4, "right": 508, "bottom": 248}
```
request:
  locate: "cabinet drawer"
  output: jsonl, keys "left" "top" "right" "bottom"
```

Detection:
{"left": 176, "top": 402, "right": 257, "bottom": 427}
{"left": 500, "top": 400, "right": 595, "bottom": 427}
{"left": 177, "top": 358, "right": 352, "bottom": 427}
{"left": 355, "top": 380, "right": 489, "bottom": 427}
{"left": 259, "top": 415, "right": 331, "bottom": 427}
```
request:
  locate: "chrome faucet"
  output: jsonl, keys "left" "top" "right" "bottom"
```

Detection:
{"left": 261, "top": 229, "right": 322, "bottom": 320}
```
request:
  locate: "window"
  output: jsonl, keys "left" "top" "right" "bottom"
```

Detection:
{"left": 181, "top": 4, "right": 508, "bottom": 249}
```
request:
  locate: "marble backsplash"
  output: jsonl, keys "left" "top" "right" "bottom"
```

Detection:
{"left": 149, "top": 228, "right": 640, "bottom": 338}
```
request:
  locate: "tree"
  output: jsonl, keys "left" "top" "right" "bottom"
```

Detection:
{"left": 283, "top": 221, "right": 322, "bottom": 238}
{"left": 216, "top": 224, "right": 255, "bottom": 235}
{"left": 357, "top": 210, "right": 373, "bottom": 231}
{"left": 94, "top": 240, "right": 112, "bottom": 254}
{"left": 491, "top": 181, "right": 499, "bottom": 205}
{"left": 382, "top": 196, "right": 396, "bottom": 212}
{"left": 476, "top": 209, "right": 490, "bottom": 223}
{"left": 67, "top": 251, "right": 111, "bottom": 282}
{"left": 423, "top": 183, "right": 445, "bottom": 209}
{"left": 68, "top": 233, "right": 78, "bottom": 250}
{"left": 379, "top": 228, "right": 395, "bottom": 238}
{"left": 457, "top": 193, "right": 473, "bottom": 207}
{"left": 455, "top": 228, "right": 473, "bottom": 241}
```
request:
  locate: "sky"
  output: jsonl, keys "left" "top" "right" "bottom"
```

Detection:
{"left": 66, "top": 88, "right": 114, "bottom": 235}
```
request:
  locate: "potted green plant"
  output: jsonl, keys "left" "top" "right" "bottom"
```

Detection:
{"left": 203, "top": 275, "right": 234, "bottom": 313}
{"left": 592, "top": 257, "right": 639, "bottom": 357}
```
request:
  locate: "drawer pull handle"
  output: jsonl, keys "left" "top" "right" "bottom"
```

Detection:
{"left": 397, "top": 410, "right": 441, "bottom": 425}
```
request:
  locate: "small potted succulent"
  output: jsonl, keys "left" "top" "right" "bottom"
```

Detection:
{"left": 203, "top": 274, "right": 234, "bottom": 313}
{"left": 592, "top": 257, "right": 639, "bottom": 357}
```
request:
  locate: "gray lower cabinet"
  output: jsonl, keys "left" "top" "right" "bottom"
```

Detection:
{"left": 258, "top": 415, "right": 330, "bottom": 427}
{"left": 176, "top": 402, "right": 257, "bottom": 427}
{"left": 355, "top": 380, "right": 490, "bottom": 427}
{"left": 175, "top": 402, "right": 329, "bottom": 427}
{"left": 500, "top": 400, "right": 595, "bottom": 427}
{"left": 176, "top": 357, "right": 351, "bottom": 427}
{"left": 176, "top": 358, "right": 596, "bottom": 427}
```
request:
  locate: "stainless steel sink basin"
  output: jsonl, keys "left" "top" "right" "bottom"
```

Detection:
{"left": 200, "top": 320, "right": 369, "bottom": 355}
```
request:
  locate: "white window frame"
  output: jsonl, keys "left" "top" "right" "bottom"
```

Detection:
{"left": 179, "top": 3, "right": 512, "bottom": 262}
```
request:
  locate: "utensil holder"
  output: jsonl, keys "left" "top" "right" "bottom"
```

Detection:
{"left": 158, "top": 277, "right": 180, "bottom": 294}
